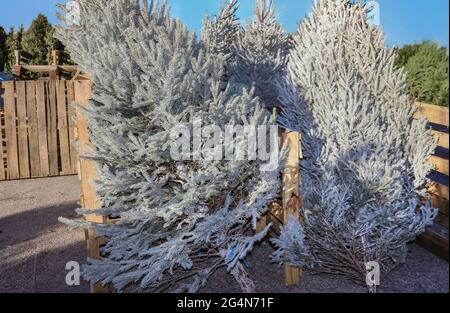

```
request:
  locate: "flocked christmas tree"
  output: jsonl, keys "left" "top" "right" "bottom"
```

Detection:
{"left": 274, "top": 0, "right": 437, "bottom": 291}
{"left": 57, "top": 0, "right": 280, "bottom": 292}
{"left": 231, "top": 0, "right": 290, "bottom": 109}
{"left": 202, "top": 0, "right": 240, "bottom": 56}
{"left": 203, "top": 0, "right": 290, "bottom": 110}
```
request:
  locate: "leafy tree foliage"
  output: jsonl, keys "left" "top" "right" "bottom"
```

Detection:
{"left": 0, "top": 26, "right": 8, "bottom": 71}
{"left": 4, "top": 26, "right": 24, "bottom": 70}
{"left": 395, "top": 41, "right": 449, "bottom": 106}
{"left": 22, "top": 14, "right": 55, "bottom": 65}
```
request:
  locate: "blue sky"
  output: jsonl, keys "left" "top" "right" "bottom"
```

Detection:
{"left": 0, "top": 0, "right": 448, "bottom": 48}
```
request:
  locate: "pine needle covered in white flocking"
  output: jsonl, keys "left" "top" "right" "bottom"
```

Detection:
{"left": 275, "top": 0, "right": 437, "bottom": 290}
{"left": 231, "top": 0, "right": 291, "bottom": 110}
{"left": 56, "top": 0, "right": 280, "bottom": 292}
{"left": 202, "top": 0, "right": 240, "bottom": 56}
{"left": 203, "top": 0, "right": 290, "bottom": 110}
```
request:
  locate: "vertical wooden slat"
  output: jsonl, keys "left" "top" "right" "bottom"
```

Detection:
{"left": 4, "top": 81, "right": 19, "bottom": 179}
{"left": 0, "top": 117, "right": 4, "bottom": 180}
{"left": 414, "top": 102, "right": 449, "bottom": 127}
{"left": 68, "top": 81, "right": 77, "bottom": 173}
{"left": 75, "top": 80, "right": 110, "bottom": 293}
{"left": 413, "top": 103, "right": 449, "bottom": 260}
{"left": 36, "top": 81, "right": 50, "bottom": 176}
{"left": 282, "top": 130, "right": 302, "bottom": 286}
{"left": 429, "top": 156, "right": 449, "bottom": 176}
{"left": 57, "top": 80, "right": 71, "bottom": 174}
{"left": 26, "top": 81, "right": 41, "bottom": 177}
{"left": 47, "top": 81, "right": 59, "bottom": 176}
{"left": 0, "top": 83, "right": 5, "bottom": 180}
{"left": 76, "top": 80, "right": 103, "bottom": 222}
{"left": 432, "top": 130, "right": 449, "bottom": 149}
{"left": 256, "top": 215, "right": 267, "bottom": 233}
{"left": 16, "top": 81, "right": 30, "bottom": 178}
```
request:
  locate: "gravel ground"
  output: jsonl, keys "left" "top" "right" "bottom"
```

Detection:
{"left": 0, "top": 176, "right": 448, "bottom": 293}
{"left": 0, "top": 176, "right": 89, "bottom": 293}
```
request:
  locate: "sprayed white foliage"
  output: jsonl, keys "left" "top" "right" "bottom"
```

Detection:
{"left": 203, "top": 0, "right": 290, "bottom": 110}
{"left": 271, "top": 217, "right": 309, "bottom": 268}
{"left": 276, "top": 0, "right": 437, "bottom": 284}
{"left": 56, "top": 0, "right": 280, "bottom": 292}
{"left": 231, "top": 0, "right": 290, "bottom": 109}
{"left": 202, "top": 0, "right": 240, "bottom": 56}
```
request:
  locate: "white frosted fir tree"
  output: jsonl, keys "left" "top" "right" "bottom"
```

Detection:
{"left": 231, "top": 0, "right": 290, "bottom": 109}
{"left": 56, "top": 0, "right": 280, "bottom": 292}
{"left": 274, "top": 0, "right": 437, "bottom": 291}
{"left": 202, "top": 0, "right": 240, "bottom": 56}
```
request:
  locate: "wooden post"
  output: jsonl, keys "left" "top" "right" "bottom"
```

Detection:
{"left": 49, "top": 51, "right": 60, "bottom": 80}
{"left": 14, "top": 50, "right": 21, "bottom": 66}
{"left": 281, "top": 130, "right": 302, "bottom": 286}
{"left": 51, "top": 50, "right": 61, "bottom": 66}
{"left": 74, "top": 80, "right": 111, "bottom": 293}
{"left": 256, "top": 215, "right": 267, "bottom": 234}
{"left": 12, "top": 50, "right": 22, "bottom": 77}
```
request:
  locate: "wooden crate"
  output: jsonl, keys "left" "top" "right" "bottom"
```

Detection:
{"left": 414, "top": 102, "right": 449, "bottom": 261}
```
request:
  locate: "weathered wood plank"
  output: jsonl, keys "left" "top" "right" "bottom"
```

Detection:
{"left": 414, "top": 102, "right": 449, "bottom": 127}
{"left": 26, "top": 81, "right": 41, "bottom": 177}
{"left": 416, "top": 229, "right": 449, "bottom": 261}
{"left": 435, "top": 212, "right": 449, "bottom": 229}
{"left": 16, "top": 81, "right": 30, "bottom": 178}
{"left": 57, "top": 80, "right": 72, "bottom": 174}
{"left": 432, "top": 130, "right": 449, "bottom": 150}
{"left": 0, "top": 83, "right": 5, "bottom": 180}
{"left": 75, "top": 80, "right": 111, "bottom": 293}
{"left": 429, "top": 155, "right": 449, "bottom": 177}
{"left": 36, "top": 81, "right": 50, "bottom": 176}
{"left": 268, "top": 202, "right": 283, "bottom": 236}
{"left": 431, "top": 193, "right": 449, "bottom": 217}
{"left": 256, "top": 215, "right": 267, "bottom": 234}
{"left": 75, "top": 80, "right": 103, "bottom": 223}
{"left": 67, "top": 81, "right": 78, "bottom": 173}
{"left": 281, "top": 130, "right": 302, "bottom": 286}
{"left": 4, "top": 81, "right": 19, "bottom": 179}
{"left": 47, "top": 81, "right": 59, "bottom": 176}
{"left": 430, "top": 183, "right": 449, "bottom": 200}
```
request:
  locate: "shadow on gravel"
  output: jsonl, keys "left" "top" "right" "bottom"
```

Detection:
{"left": 0, "top": 201, "right": 79, "bottom": 249}
{"left": 0, "top": 240, "right": 89, "bottom": 293}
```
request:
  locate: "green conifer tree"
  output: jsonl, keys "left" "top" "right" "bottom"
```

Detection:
{"left": 0, "top": 26, "right": 8, "bottom": 71}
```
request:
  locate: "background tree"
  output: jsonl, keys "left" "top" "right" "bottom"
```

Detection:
{"left": 22, "top": 14, "right": 54, "bottom": 65}
{"left": 5, "top": 26, "right": 24, "bottom": 70}
{"left": 231, "top": 0, "right": 291, "bottom": 110}
{"left": 202, "top": 0, "right": 240, "bottom": 56}
{"left": 0, "top": 26, "right": 7, "bottom": 71}
{"left": 395, "top": 41, "right": 449, "bottom": 106}
{"left": 203, "top": 0, "right": 290, "bottom": 110}
{"left": 394, "top": 43, "right": 422, "bottom": 69}
{"left": 274, "top": 0, "right": 436, "bottom": 292}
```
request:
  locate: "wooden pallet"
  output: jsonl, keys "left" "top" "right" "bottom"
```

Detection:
{"left": 0, "top": 80, "right": 78, "bottom": 181}
{"left": 414, "top": 102, "right": 449, "bottom": 261}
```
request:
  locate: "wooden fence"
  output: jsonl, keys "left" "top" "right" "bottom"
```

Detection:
{"left": 414, "top": 102, "right": 449, "bottom": 260}
{"left": 0, "top": 80, "right": 78, "bottom": 181}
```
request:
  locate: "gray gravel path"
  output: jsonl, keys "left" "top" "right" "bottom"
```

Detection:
{"left": 0, "top": 176, "right": 448, "bottom": 293}
{"left": 0, "top": 176, "right": 89, "bottom": 293}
